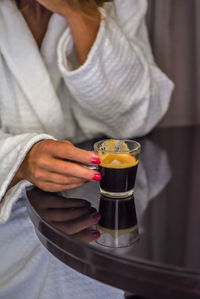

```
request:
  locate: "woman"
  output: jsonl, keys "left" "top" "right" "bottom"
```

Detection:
{"left": 0, "top": 0, "right": 173, "bottom": 222}
{"left": 0, "top": 0, "right": 174, "bottom": 298}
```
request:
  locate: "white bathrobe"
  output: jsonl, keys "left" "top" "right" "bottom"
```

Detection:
{"left": 0, "top": 0, "right": 173, "bottom": 221}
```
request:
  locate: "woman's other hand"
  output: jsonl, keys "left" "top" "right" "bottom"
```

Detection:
{"left": 35, "top": 0, "right": 101, "bottom": 64}
{"left": 34, "top": 0, "right": 74, "bottom": 17}
{"left": 11, "top": 140, "right": 101, "bottom": 192}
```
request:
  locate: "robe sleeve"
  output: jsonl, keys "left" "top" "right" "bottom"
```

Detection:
{"left": 57, "top": 0, "right": 174, "bottom": 140}
{"left": 0, "top": 130, "right": 54, "bottom": 222}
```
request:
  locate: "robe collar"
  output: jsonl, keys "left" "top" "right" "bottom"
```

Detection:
{"left": 0, "top": 0, "right": 67, "bottom": 139}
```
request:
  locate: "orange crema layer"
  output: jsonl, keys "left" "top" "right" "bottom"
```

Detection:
{"left": 99, "top": 153, "right": 138, "bottom": 169}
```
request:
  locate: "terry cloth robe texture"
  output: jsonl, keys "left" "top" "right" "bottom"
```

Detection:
{"left": 0, "top": 0, "right": 174, "bottom": 222}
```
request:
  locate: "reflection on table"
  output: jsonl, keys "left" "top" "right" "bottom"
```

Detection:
{"left": 27, "top": 188, "right": 102, "bottom": 243}
{"left": 28, "top": 189, "right": 139, "bottom": 249}
{"left": 97, "top": 195, "right": 138, "bottom": 248}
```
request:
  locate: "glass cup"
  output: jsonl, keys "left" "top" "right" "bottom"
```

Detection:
{"left": 94, "top": 139, "right": 141, "bottom": 198}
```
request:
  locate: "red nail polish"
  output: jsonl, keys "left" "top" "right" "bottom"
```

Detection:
{"left": 92, "top": 212, "right": 101, "bottom": 221}
{"left": 84, "top": 181, "right": 89, "bottom": 184}
{"left": 91, "top": 231, "right": 100, "bottom": 238}
{"left": 93, "top": 173, "right": 102, "bottom": 181}
{"left": 91, "top": 157, "right": 101, "bottom": 165}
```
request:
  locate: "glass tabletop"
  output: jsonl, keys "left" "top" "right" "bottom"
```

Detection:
{"left": 24, "top": 126, "right": 200, "bottom": 298}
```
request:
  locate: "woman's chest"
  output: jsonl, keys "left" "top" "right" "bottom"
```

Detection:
{"left": 16, "top": 0, "right": 53, "bottom": 48}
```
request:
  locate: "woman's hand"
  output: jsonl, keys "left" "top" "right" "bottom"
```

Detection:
{"left": 35, "top": 0, "right": 101, "bottom": 64}
{"left": 34, "top": 0, "right": 73, "bottom": 17}
{"left": 13, "top": 139, "right": 101, "bottom": 192}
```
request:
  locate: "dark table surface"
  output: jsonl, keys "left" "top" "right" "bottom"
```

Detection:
{"left": 26, "top": 126, "right": 200, "bottom": 299}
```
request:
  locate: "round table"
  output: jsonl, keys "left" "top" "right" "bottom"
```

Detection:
{"left": 26, "top": 126, "right": 200, "bottom": 299}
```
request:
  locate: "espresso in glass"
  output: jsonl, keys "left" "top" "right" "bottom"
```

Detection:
{"left": 94, "top": 140, "right": 140, "bottom": 198}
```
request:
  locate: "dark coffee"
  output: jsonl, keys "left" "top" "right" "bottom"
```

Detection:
{"left": 98, "top": 153, "right": 138, "bottom": 194}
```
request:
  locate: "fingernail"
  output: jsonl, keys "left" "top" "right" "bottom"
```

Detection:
{"left": 91, "top": 231, "right": 100, "bottom": 238}
{"left": 92, "top": 212, "right": 101, "bottom": 221}
{"left": 84, "top": 181, "right": 89, "bottom": 184}
{"left": 91, "top": 157, "right": 101, "bottom": 165}
{"left": 92, "top": 173, "right": 102, "bottom": 181}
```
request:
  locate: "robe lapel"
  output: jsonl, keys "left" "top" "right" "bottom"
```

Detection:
{"left": 0, "top": 0, "right": 66, "bottom": 139}
{"left": 40, "top": 13, "right": 67, "bottom": 90}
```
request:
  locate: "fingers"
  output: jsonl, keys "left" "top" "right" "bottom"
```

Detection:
{"left": 41, "top": 159, "right": 100, "bottom": 182}
{"left": 41, "top": 140, "right": 100, "bottom": 165}
{"left": 37, "top": 181, "right": 85, "bottom": 192}
{"left": 23, "top": 139, "right": 102, "bottom": 193}
{"left": 36, "top": 195, "right": 90, "bottom": 210}
{"left": 54, "top": 211, "right": 101, "bottom": 235}
{"left": 40, "top": 206, "right": 95, "bottom": 222}
{"left": 30, "top": 194, "right": 91, "bottom": 211}
{"left": 39, "top": 170, "right": 87, "bottom": 185}
{"left": 72, "top": 229, "right": 101, "bottom": 243}
{"left": 28, "top": 188, "right": 91, "bottom": 209}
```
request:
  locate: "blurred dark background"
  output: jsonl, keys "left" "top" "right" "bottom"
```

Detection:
{"left": 147, "top": 0, "right": 200, "bottom": 127}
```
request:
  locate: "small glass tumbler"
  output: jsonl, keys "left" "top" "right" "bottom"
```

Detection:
{"left": 94, "top": 139, "right": 141, "bottom": 198}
